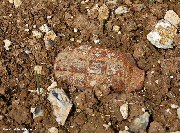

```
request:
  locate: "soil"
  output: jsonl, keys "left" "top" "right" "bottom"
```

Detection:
{"left": 0, "top": 0, "right": 180, "bottom": 133}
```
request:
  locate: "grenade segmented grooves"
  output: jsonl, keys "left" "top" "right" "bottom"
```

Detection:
{"left": 54, "top": 45, "right": 145, "bottom": 92}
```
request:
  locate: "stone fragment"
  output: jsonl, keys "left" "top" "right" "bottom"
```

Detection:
{"left": 120, "top": 103, "right": 129, "bottom": 119}
{"left": 115, "top": 6, "right": 128, "bottom": 15}
{"left": 147, "top": 19, "right": 177, "bottom": 49}
{"left": 9, "top": 0, "right": 22, "bottom": 8}
{"left": 164, "top": 10, "right": 180, "bottom": 27}
{"left": 31, "top": 106, "right": 44, "bottom": 119}
{"left": 48, "top": 127, "right": 58, "bottom": 133}
{"left": 39, "top": 24, "right": 50, "bottom": 33}
{"left": 32, "top": 30, "right": 43, "bottom": 39}
{"left": 3, "top": 39, "right": 12, "bottom": 50}
{"left": 54, "top": 45, "right": 145, "bottom": 92}
{"left": 48, "top": 88, "right": 72, "bottom": 125}
{"left": 113, "top": 25, "right": 120, "bottom": 32}
{"left": 14, "top": 0, "right": 22, "bottom": 8}
{"left": 129, "top": 112, "right": 150, "bottom": 132}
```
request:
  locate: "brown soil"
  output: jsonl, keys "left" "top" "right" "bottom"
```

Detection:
{"left": 0, "top": 0, "right": 180, "bottom": 133}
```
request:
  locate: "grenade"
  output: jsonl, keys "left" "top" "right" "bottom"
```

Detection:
{"left": 54, "top": 45, "right": 144, "bottom": 92}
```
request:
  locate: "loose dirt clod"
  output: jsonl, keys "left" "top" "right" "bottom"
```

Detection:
{"left": 54, "top": 45, "right": 145, "bottom": 92}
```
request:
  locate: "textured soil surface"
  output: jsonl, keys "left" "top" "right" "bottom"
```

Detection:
{"left": 0, "top": 0, "right": 180, "bottom": 132}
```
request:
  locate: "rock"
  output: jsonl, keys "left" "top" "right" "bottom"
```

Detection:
{"left": 3, "top": 39, "right": 12, "bottom": 50}
{"left": 48, "top": 127, "right": 58, "bottom": 133}
{"left": 48, "top": 88, "right": 72, "bottom": 125}
{"left": 113, "top": 25, "right": 120, "bottom": 32}
{"left": 129, "top": 112, "right": 150, "bottom": 132}
{"left": 14, "top": 0, "right": 22, "bottom": 8}
{"left": 170, "top": 132, "right": 180, "bottom": 133}
{"left": 98, "top": 4, "right": 109, "bottom": 23}
{"left": 164, "top": 10, "right": 180, "bottom": 27}
{"left": 106, "top": 0, "right": 117, "bottom": 4}
{"left": 115, "top": 6, "right": 128, "bottom": 15}
{"left": 54, "top": 45, "right": 145, "bottom": 92}
{"left": 39, "top": 24, "right": 50, "bottom": 33}
{"left": 31, "top": 105, "right": 44, "bottom": 119}
{"left": 9, "top": 0, "right": 22, "bottom": 8}
{"left": 148, "top": 121, "right": 165, "bottom": 133}
{"left": 0, "top": 87, "right": 5, "bottom": 95}
{"left": 147, "top": 19, "right": 177, "bottom": 49}
{"left": 120, "top": 103, "right": 129, "bottom": 119}
{"left": 171, "top": 104, "right": 179, "bottom": 109}
{"left": 32, "top": 30, "right": 43, "bottom": 39}
{"left": 177, "top": 107, "right": 180, "bottom": 119}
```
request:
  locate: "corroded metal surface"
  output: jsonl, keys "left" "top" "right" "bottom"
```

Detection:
{"left": 54, "top": 45, "right": 145, "bottom": 92}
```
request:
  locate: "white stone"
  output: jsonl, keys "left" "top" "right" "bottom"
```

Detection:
{"left": 164, "top": 10, "right": 180, "bottom": 27}
{"left": 31, "top": 106, "right": 44, "bottom": 119}
{"left": 106, "top": 0, "right": 117, "bottom": 4}
{"left": 32, "top": 30, "right": 43, "bottom": 39}
{"left": 147, "top": 19, "right": 177, "bottom": 49}
{"left": 48, "top": 127, "right": 58, "bottom": 133}
{"left": 94, "top": 39, "right": 100, "bottom": 44}
{"left": 120, "top": 103, "right": 128, "bottom": 119}
{"left": 9, "top": 0, "right": 13, "bottom": 3}
{"left": 47, "top": 81, "right": 57, "bottom": 91}
{"left": 115, "top": 6, "right": 128, "bottom": 15}
{"left": 39, "top": 24, "right": 50, "bottom": 33}
{"left": 13, "top": 0, "right": 22, "bottom": 8}
{"left": 113, "top": 25, "right": 120, "bottom": 32}
{"left": 70, "top": 38, "right": 75, "bottom": 41}
{"left": 74, "top": 28, "right": 78, "bottom": 33}
{"left": 48, "top": 88, "right": 72, "bottom": 125}
{"left": 47, "top": 16, "right": 52, "bottom": 19}
{"left": 171, "top": 104, "right": 179, "bottom": 109}
{"left": 3, "top": 39, "right": 12, "bottom": 50}
{"left": 177, "top": 107, "right": 180, "bottom": 119}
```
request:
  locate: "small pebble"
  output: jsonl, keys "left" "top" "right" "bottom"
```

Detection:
{"left": 164, "top": 10, "right": 180, "bottom": 27}
{"left": 74, "top": 28, "right": 78, "bottom": 33}
{"left": 32, "top": 30, "right": 43, "bottom": 38}
{"left": 39, "top": 24, "right": 50, "bottom": 33}
{"left": 48, "top": 127, "right": 58, "bottom": 133}
{"left": 120, "top": 103, "right": 129, "bottom": 119}
{"left": 3, "top": 39, "right": 12, "bottom": 50}
{"left": 130, "top": 112, "right": 150, "bottom": 132}
{"left": 113, "top": 25, "right": 120, "bottom": 32}
{"left": 115, "top": 6, "right": 128, "bottom": 15}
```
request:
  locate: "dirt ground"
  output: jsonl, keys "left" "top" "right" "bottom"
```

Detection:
{"left": 0, "top": 0, "right": 180, "bottom": 133}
